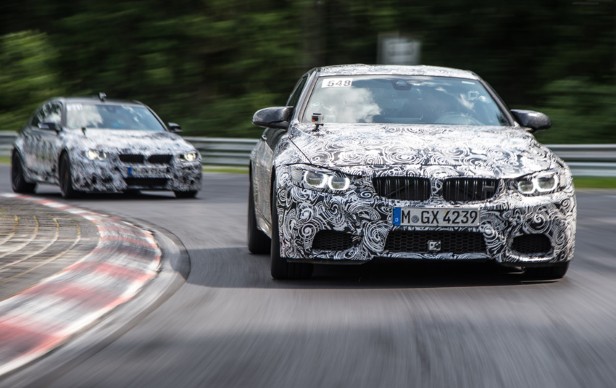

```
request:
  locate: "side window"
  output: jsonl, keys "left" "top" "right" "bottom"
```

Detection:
{"left": 43, "top": 102, "right": 62, "bottom": 124}
{"left": 286, "top": 75, "right": 308, "bottom": 108}
{"left": 30, "top": 106, "right": 46, "bottom": 127}
{"left": 261, "top": 75, "right": 309, "bottom": 148}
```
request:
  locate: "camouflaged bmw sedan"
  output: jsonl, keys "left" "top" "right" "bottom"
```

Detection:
{"left": 11, "top": 94, "right": 202, "bottom": 198}
{"left": 248, "top": 65, "right": 576, "bottom": 280}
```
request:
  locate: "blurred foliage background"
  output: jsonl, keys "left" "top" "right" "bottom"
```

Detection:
{"left": 0, "top": 0, "right": 614, "bottom": 142}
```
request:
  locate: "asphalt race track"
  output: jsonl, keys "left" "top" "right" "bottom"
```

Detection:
{"left": 1, "top": 166, "right": 616, "bottom": 388}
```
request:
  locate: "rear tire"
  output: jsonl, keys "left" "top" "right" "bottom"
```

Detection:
{"left": 270, "top": 188, "right": 313, "bottom": 280}
{"left": 247, "top": 177, "right": 270, "bottom": 254}
{"left": 11, "top": 152, "right": 36, "bottom": 194}
{"left": 174, "top": 190, "right": 198, "bottom": 199}
{"left": 125, "top": 189, "right": 142, "bottom": 197}
{"left": 523, "top": 262, "right": 569, "bottom": 280}
{"left": 59, "top": 153, "right": 80, "bottom": 199}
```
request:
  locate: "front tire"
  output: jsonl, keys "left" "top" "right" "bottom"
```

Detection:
{"left": 270, "top": 188, "right": 313, "bottom": 280}
{"left": 11, "top": 152, "right": 36, "bottom": 194}
{"left": 523, "top": 262, "right": 569, "bottom": 280}
{"left": 59, "top": 153, "right": 80, "bottom": 199}
{"left": 174, "top": 190, "right": 198, "bottom": 199}
{"left": 125, "top": 189, "right": 142, "bottom": 197}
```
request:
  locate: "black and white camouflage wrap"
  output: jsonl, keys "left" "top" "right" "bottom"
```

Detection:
{"left": 251, "top": 65, "right": 576, "bottom": 266}
{"left": 15, "top": 129, "right": 201, "bottom": 193}
{"left": 269, "top": 124, "right": 575, "bottom": 265}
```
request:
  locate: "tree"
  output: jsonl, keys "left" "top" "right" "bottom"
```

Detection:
{"left": 0, "top": 31, "right": 61, "bottom": 130}
{"left": 0, "top": 1, "right": 613, "bottom": 141}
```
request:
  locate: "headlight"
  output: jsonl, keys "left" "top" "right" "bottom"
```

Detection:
{"left": 291, "top": 166, "right": 351, "bottom": 192}
{"left": 329, "top": 175, "right": 351, "bottom": 190}
{"left": 180, "top": 151, "right": 199, "bottom": 162}
{"left": 304, "top": 171, "right": 327, "bottom": 188}
{"left": 515, "top": 171, "right": 560, "bottom": 195}
{"left": 86, "top": 149, "right": 107, "bottom": 161}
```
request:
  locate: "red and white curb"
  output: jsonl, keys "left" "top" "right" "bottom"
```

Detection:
{"left": 0, "top": 194, "right": 161, "bottom": 376}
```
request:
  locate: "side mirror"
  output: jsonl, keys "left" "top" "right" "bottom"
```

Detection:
{"left": 252, "top": 106, "right": 293, "bottom": 129}
{"left": 39, "top": 122, "right": 61, "bottom": 133}
{"left": 511, "top": 109, "right": 551, "bottom": 132}
{"left": 168, "top": 122, "right": 182, "bottom": 132}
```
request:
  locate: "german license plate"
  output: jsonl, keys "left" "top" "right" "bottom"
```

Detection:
{"left": 393, "top": 207, "right": 480, "bottom": 227}
{"left": 127, "top": 166, "right": 167, "bottom": 177}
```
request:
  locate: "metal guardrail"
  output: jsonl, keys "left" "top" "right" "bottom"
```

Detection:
{"left": 183, "top": 136, "right": 256, "bottom": 167}
{"left": 547, "top": 144, "right": 616, "bottom": 178}
{"left": 1, "top": 132, "right": 615, "bottom": 177}
{"left": 0, "top": 133, "right": 15, "bottom": 159}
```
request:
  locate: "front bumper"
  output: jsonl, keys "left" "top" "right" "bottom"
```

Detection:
{"left": 275, "top": 167, "right": 576, "bottom": 265}
{"left": 70, "top": 156, "right": 202, "bottom": 193}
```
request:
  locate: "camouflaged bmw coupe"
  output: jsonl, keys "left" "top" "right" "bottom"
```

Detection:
{"left": 11, "top": 94, "right": 202, "bottom": 198}
{"left": 248, "top": 65, "right": 576, "bottom": 280}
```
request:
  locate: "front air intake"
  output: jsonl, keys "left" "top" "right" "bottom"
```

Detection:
{"left": 312, "top": 231, "right": 355, "bottom": 251}
{"left": 511, "top": 234, "right": 552, "bottom": 255}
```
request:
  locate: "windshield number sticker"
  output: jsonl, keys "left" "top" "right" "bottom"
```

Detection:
{"left": 322, "top": 78, "right": 353, "bottom": 88}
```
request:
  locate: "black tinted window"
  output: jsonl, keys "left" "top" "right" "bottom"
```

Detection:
{"left": 30, "top": 106, "right": 45, "bottom": 127}
{"left": 43, "top": 102, "right": 62, "bottom": 124}
{"left": 286, "top": 75, "right": 308, "bottom": 107}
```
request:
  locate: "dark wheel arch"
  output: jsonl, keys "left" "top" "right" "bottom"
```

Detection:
{"left": 247, "top": 165, "right": 270, "bottom": 254}
{"left": 11, "top": 150, "right": 37, "bottom": 194}
{"left": 58, "top": 151, "right": 81, "bottom": 199}
{"left": 174, "top": 190, "right": 198, "bottom": 199}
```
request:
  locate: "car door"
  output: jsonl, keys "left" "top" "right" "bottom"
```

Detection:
{"left": 253, "top": 74, "right": 309, "bottom": 227}
{"left": 20, "top": 104, "right": 48, "bottom": 179}
{"left": 36, "top": 101, "right": 64, "bottom": 181}
{"left": 253, "top": 126, "right": 286, "bottom": 224}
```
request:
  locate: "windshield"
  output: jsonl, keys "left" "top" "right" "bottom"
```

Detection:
{"left": 66, "top": 103, "right": 166, "bottom": 131}
{"left": 303, "top": 76, "right": 509, "bottom": 126}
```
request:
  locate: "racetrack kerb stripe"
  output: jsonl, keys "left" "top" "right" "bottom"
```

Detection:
{"left": 0, "top": 193, "right": 161, "bottom": 377}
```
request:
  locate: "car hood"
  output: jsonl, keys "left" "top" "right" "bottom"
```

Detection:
{"left": 288, "top": 124, "right": 560, "bottom": 178}
{"left": 71, "top": 129, "right": 195, "bottom": 153}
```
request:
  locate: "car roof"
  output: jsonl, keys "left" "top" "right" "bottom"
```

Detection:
{"left": 54, "top": 96, "right": 145, "bottom": 106}
{"left": 314, "top": 64, "right": 479, "bottom": 79}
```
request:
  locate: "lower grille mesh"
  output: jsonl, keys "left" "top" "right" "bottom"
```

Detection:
{"left": 511, "top": 234, "right": 551, "bottom": 255}
{"left": 312, "top": 231, "right": 354, "bottom": 251}
{"left": 124, "top": 178, "right": 169, "bottom": 188}
{"left": 385, "top": 231, "right": 486, "bottom": 254}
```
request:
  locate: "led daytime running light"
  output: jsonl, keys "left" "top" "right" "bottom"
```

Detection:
{"left": 181, "top": 151, "right": 198, "bottom": 162}
{"left": 517, "top": 173, "right": 559, "bottom": 195}
{"left": 302, "top": 170, "right": 350, "bottom": 191}
{"left": 86, "top": 149, "right": 107, "bottom": 160}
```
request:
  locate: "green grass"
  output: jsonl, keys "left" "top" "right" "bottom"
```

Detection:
{"left": 573, "top": 177, "right": 616, "bottom": 189}
{"left": 203, "top": 165, "right": 248, "bottom": 174}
